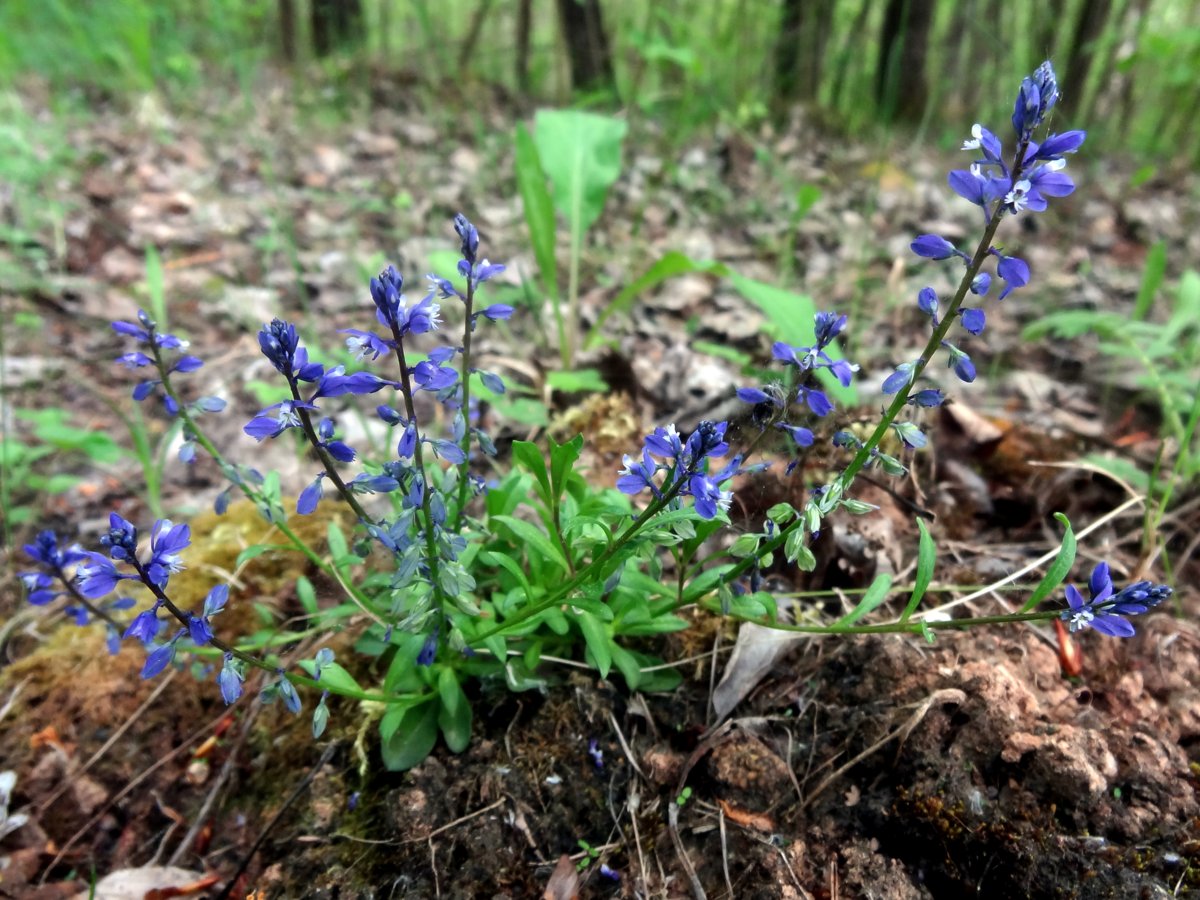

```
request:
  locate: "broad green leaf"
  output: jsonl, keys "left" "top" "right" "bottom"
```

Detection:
{"left": 327, "top": 521, "right": 349, "bottom": 564}
{"left": 437, "top": 668, "right": 472, "bottom": 753}
{"left": 835, "top": 573, "right": 893, "bottom": 627}
{"left": 577, "top": 610, "right": 612, "bottom": 677}
{"left": 479, "top": 550, "right": 537, "bottom": 604}
{"left": 514, "top": 123, "right": 559, "bottom": 300}
{"left": 549, "top": 433, "right": 584, "bottom": 503}
{"left": 510, "top": 441, "right": 551, "bottom": 504}
{"left": 235, "top": 543, "right": 289, "bottom": 568}
{"left": 380, "top": 700, "right": 439, "bottom": 771}
{"left": 533, "top": 109, "right": 626, "bottom": 237}
{"left": 491, "top": 515, "right": 569, "bottom": 572}
{"left": 1133, "top": 240, "right": 1166, "bottom": 320}
{"left": 609, "top": 642, "right": 641, "bottom": 689}
{"left": 295, "top": 576, "right": 319, "bottom": 616}
{"left": 546, "top": 368, "right": 608, "bottom": 393}
{"left": 299, "top": 660, "right": 363, "bottom": 695}
{"left": 901, "top": 518, "right": 936, "bottom": 622}
{"left": 1021, "top": 513, "right": 1076, "bottom": 612}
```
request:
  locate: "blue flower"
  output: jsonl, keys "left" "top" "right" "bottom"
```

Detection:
{"left": 891, "top": 421, "right": 927, "bottom": 450}
{"left": 20, "top": 571, "right": 59, "bottom": 606}
{"left": 995, "top": 253, "right": 1030, "bottom": 300}
{"left": 960, "top": 308, "right": 986, "bottom": 335}
{"left": 917, "top": 287, "right": 938, "bottom": 319}
{"left": 417, "top": 632, "right": 438, "bottom": 666}
{"left": 587, "top": 738, "right": 604, "bottom": 770}
{"left": 297, "top": 473, "right": 326, "bottom": 515}
{"left": 882, "top": 362, "right": 916, "bottom": 395}
{"left": 77, "top": 553, "right": 129, "bottom": 599}
{"left": 370, "top": 266, "right": 442, "bottom": 335}
{"left": 218, "top": 654, "right": 244, "bottom": 704}
{"left": 340, "top": 328, "right": 391, "bottom": 361}
{"left": 689, "top": 473, "right": 732, "bottom": 519}
{"left": 777, "top": 423, "right": 814, "bottom": 448}
{"left": 944, "top": 344, "right": 976, "bottom": 383}
{"left": 145, "top": 519, "right": 190, "bottom": 587}
{"left": 24, "top": 530, "right": 88, "bottom": 570}
{"left": 1012, "top": 61, "right": 1059, "bottom": 140}
{"left": 796, "top": 385, "right": 833, "bottom": 417}
{"left": 617, "top": 449, "right": 659, "bottom": 496}
{"left": 123, "top": 604, "right": 162, "bottom": 643}
{"left": 1060, "top": 563, "right": 1172, "bottom": 637}
{"left": 910, "top": 234, "right": 965, "bottom": 261}
{"left": 908, "top": 389, "right": 945, "bottom": 408}
{"left": 276, "top": 676, "right": 302, "bottom": 714}
{"left": 454, "top": 213, "right": 479, "bottom": 264}
{"left": 142, "top": 633, "right": 181, "bottom": 679}
{"left": 100, "top": 512, "right": 139, "bottom": 560}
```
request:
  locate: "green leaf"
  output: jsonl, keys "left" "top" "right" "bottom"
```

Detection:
{"left": 384, "top": 633, "right": 428, "bottom": 695}
{"left": 785, "top": 529, "right": 816, "bottom": 571}
{"left": 901, "top": 519, "right": 936, "bottom": 622}
{"left": 1133, "top": 240, "right": 1167, "bottom": 320}
{"left": 514, "top": 123, "right": 559, "bottom": 300}
{"left": 533, "top": 109, "right": 626, "bottom": 238}
{"left": 491, "top": 515, "right": 569, "bottom": 573}
{"left": 609, "top": 642, "right": 641, "bottom": 689}
{"left": 510, "top": 441, "right": 551, "bottom": 505}
{"left": 479, "top": 550, "right": 537, "bottom": 605}
{"left": 295, "top": 576, "right": 319, "bottom": 616}
{"left": 577, "top": 611, "right": 612, "bottom": 678}
{"left": 1021, "top": 513, "right": 1076, "bottom": 612}
{"left": 235, "top": 543, "right": 289, "bottom": 568}
{"left": 144, "top": 244, "right": 167, "bottom": 328}
{"left": 327, "top": 521, "right": 350, "bottom": 566}
{"left": 437, "top": 668, "right": 472, "bottom": 753}
{"left": 299, "top": 660, "right": 363, "bottom": 696}
{"left": 549, "top": 433, "right": 584, "bottom": 504}
{"left": 835, "top": 573, "right": 893, "bottom": 627}
{"left": 546, "top": 368, "right": 608, "bottom": 393}
{"left": 588, "top": 250, "right": 729, "bottom": 342}
{"left": 380, "top": 700, "right": 439, "bottom": 771}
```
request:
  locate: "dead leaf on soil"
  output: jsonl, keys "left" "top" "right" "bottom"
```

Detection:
{"left": 72, "top": 866, "right": 211, "bottom": 900}
{"left": 712, "top": 597, "right": 804, "bottom": 721}
{"left": 541, "top": 854, "right": 580, "bottom": 900}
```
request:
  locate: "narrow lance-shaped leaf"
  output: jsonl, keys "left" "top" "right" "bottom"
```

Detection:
{"left": 900, "top": 518, "right": 936, "bottom": 622}
{"left": 1021, "top": 513, "right": 1076, "bottom": 612}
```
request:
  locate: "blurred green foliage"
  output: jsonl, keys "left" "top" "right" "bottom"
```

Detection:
{"left": 0, "top": 0, "right": 1196, "bottom": 162}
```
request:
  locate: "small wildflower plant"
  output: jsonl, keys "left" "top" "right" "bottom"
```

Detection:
{"left": 21, "top": 63, "right": 1172, "bottom": 770}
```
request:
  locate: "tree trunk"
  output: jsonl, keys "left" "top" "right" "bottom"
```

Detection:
{"left": 555, "top": 0, "right": 615, "bottom": 95}
{"left": 278, "top": 0, "right": 297, "bottom": 63}
{"left": 1065, "top": 0, "right": 1112, "bottom": 93}
{"left": 311, "top": 0, "right": 364, "bottom": 58}
{"left": 774, "top": 0, "right": 834, "bottom": 106}
{"left": 875, "top": 0, "right": 934, "bottom": 123}
{"left": 516, "top": 0, "right": 533, "bottom": 95}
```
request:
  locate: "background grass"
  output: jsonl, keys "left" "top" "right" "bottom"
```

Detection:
{"left": 0, "top": 0, "right": 1197, "bottom": 163}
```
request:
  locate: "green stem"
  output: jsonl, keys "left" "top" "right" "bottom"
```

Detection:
{"left": 287, "top": 379, "right": 373, "bottom": 523}
{"left": 453, "top": 280, "right": 476, "bottom": 528}
{"left": 386, "top": 326, "right": 446, "bottom": 605}
{"left": 149, "top": 344, "right": 388, "bottom": 622}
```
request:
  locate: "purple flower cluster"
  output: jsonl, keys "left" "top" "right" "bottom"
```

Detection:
{"left": 882, "top": 61, "right": 1086, "bottom": 450}
{"left": 20, "top": 530, "right": 130, "bottom": 653}
{"left": 111, "top": 309, "right": 227, "bottom": 461}
{"left": 734, "top": 311, "right": 857, "bottom": 473}
{"left": 1061, "top": 562, "right": 1172, "bottom": 638}
{"left": 617, "top": 420, "right": 742, "bottom": 519}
